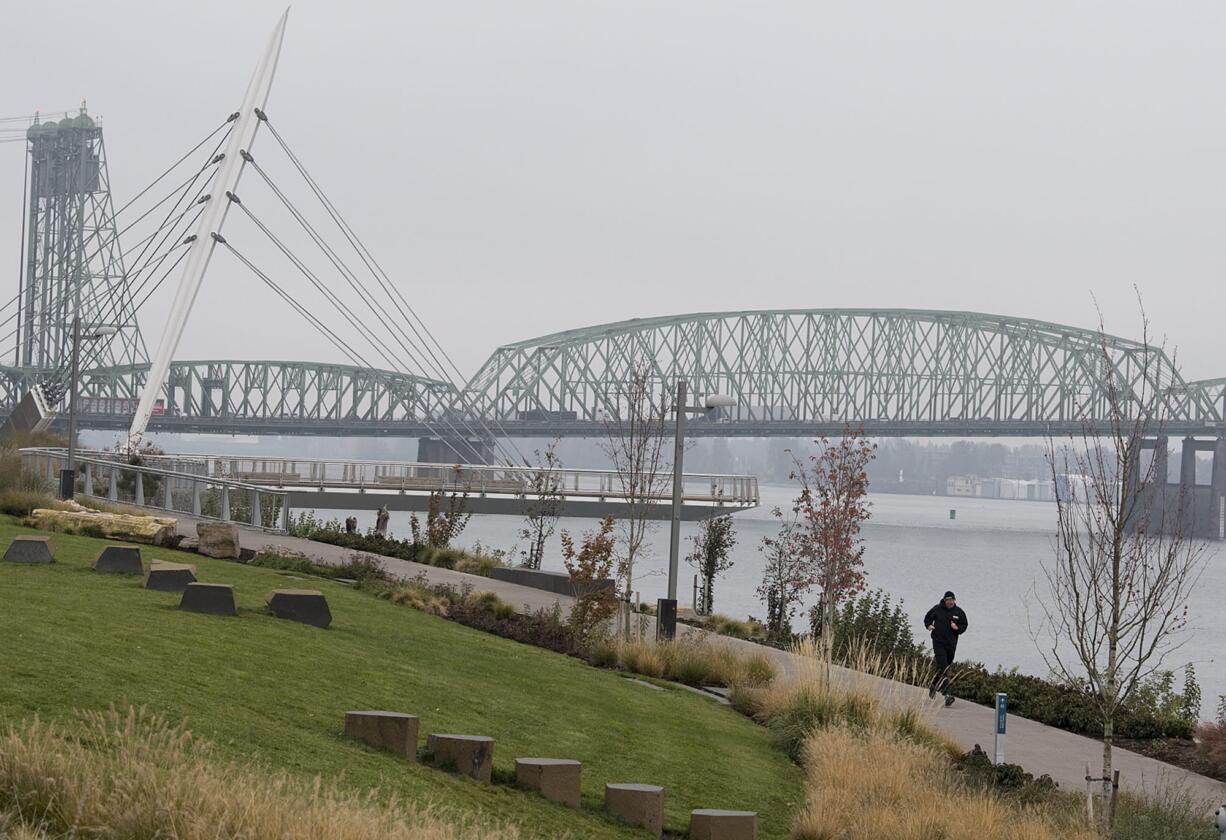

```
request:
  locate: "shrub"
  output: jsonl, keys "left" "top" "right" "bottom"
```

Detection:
{"left": 1111, "top": 778, "right": 1217, "bottom": 840}
{"left": 464, "top": 591, "right": 515, "bottom": 621}
{"left": 0, "top": 490, "right": 65, "bottom": 517}
{"left": 660, "top": 639, "right": 715, "bottom": 686}
{"left": 1195, "top": 718, "right": 1226, "bottom": 780}
{"left": 383, "top": 583, "right": 450, "bottom": 616}
{"left": 589, "top": 640, "right": 618, "bottom": 669}
{"left": 332, "top": 553, "right": 392, "bottom": 584}
{"left": 249, "top": 551, "right": 319, "bottom": 576}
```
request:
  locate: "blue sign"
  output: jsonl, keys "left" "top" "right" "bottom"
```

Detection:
{"left": 995, "top": 693, "right": 1008, "bottom": 735}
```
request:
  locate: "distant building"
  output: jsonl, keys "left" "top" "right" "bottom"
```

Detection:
{"left": 946, "top": 475, "right": 976, "bottom": 497}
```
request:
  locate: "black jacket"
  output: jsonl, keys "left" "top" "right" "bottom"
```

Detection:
{"left": 924, "top": 602, "right": 968, "bottom": 647}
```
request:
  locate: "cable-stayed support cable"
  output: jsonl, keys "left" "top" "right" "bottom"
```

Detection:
{"left": 218, "top": 238, "right": 474, "bottom": 462}
{"left": 230, "top": 196, "right": 515, "bottom": 460}
{"left": 253, "top": 116, "right": 527, "bottom": 464}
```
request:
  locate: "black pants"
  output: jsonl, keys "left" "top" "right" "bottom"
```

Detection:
{"left": 932, "top": 641, "right": 957, "bottom": 696}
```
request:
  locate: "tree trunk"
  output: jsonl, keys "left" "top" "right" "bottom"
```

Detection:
{"left": 1100, "top": 715, "right": 1114, "bottom": 828}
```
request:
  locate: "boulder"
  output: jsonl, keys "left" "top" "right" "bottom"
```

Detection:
{"left": 196, "top": 522, "right": 240, "bottom": 559}
{"left": 179, "top": 582, "right": 238, "bottom": 616}
{"left": 28, "top": 505, "right": 176, "bottom": 546}
{"left": 145, "top": 560, "right": 197, "bottom": 592}
{"left": 344, "top": 711, "right": 419, "bottom": 760}
{"left": 265, "top": 589, "right": 332, "bottom": 628}
{"left": 92, "top": 545, "right": 144, "bottom": 575}
{"left": 689, "top": 809, "right": 758, "bottom": 840}
{"left": 516, "top": 758, "right": 582, "bottom": 807}
{"left": 605, "top": 784, "right": 665, "bottom": 838}
{"left": 4, "top": 535, "right": 54, "bottom": 564}
{"left": 427, "top": 734, "right": 494, "bottom": 782}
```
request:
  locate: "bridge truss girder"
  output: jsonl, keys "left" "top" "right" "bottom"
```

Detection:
{"left": 462, "top": 309, "right": 1225, "bottom": 431}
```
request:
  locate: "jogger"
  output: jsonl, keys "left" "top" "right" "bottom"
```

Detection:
{"left": 924, "top": 590, "right": 968, "bottom": 706}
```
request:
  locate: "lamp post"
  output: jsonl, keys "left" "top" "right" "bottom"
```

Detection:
{"left": 658, "top": 380, "right": 736, "bottom": 639}
{"left": 59, "top": 318, "right": 117, "bottom": 500}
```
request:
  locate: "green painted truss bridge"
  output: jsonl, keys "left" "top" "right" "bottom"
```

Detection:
{"left": 3, "top": 309, "right": 1223, "bottom": 439}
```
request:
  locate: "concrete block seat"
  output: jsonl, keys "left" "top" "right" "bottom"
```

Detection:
{"left": 427, "top": 734, "right": 494, "bottom": 782}
{"left": 689, "top": 809, "right": 758, "bottom": 840}
{"left": 178, "top": 582, "right": 237, "bottom": 616}
{"left": 144, "top": 561, "right": 197, "bottom": 592}
{"left": 92, "top": 545, "right": 143, "bottom": 575}
{"left": 605, "top": 783, "right": 665, "bottom": 838}
{"left": 4, "top": 535, "right": 53, "bottom": 564}
{"left": 265, "top": 589, "right": 332, "bottom": 628}
{"left": 515, "top": 758, "right": 581, "bottom": 807}
{"left": 344, "top": 711, "right": 419, "bottom": 760}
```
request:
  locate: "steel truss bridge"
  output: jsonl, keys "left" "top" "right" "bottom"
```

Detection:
{"left": 5, "top": 309, "right": 1223, "bottom": 440}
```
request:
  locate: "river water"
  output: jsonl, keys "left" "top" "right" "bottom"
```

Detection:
{"left": 321, "top": 485, "right": 1223, "bottom": 720}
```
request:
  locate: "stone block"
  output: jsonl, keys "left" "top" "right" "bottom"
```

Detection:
{"left": 516, "top": 758, "right": 581, "bottom": 807}
{"left": 144, "top": 560, "right": 197, "bottom": 592}
{"left": 265, "top": 589, "right": 332, "bottom": 628}
{"left": 689, "top": 809, "right": 758, "bottom": 840}
{"left": 4, "top": 535, "right": 53, "bottom": 564}
{"left": 179, "top": 582, "right": 237, "bottom": 616}
{"left": 92, "top": 545, "right": 144, "bottom": 575}
{"left": 28, "top": 505, "right": 177, "bottom": 546}
{"left": 605, "top": 783, "right": 665, "bottom": 838}
{"left": 196, "top": 522, "right": 240, "bottom": 559}
{"left": 427, "top": 734, "right": 494, "bottom": 782}
{"left": 344, "top": 711, "right": 419, "bottom": 760}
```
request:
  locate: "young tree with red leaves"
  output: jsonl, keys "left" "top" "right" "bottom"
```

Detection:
{"left": 791, "top": 427, "right": 877, "bottom": 680}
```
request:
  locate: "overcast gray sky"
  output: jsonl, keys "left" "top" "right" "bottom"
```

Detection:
{"left": 2, "top": 0, "right": 1223, "bottom": 382}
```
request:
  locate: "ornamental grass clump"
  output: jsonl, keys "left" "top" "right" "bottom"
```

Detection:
{"left": 791, "top": 727, "right": 1098, "bottom": 840}
{"left": 0, "top": 706, "right": 518, "bottom": 840}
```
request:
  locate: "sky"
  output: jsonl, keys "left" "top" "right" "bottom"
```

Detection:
{"left": 1, "top": 0, "right": 1224, "bottom": 383}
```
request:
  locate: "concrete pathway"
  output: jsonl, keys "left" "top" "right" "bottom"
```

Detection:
{"left": 183, "top": 518, "right": 1226, "bottom": 806}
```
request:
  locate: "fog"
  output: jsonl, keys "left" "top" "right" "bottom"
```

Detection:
{"left": 2, "top": 1, "right": 1224, "bottom": 382}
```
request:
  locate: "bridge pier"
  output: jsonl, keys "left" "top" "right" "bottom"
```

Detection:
{"left": 416, "top": 436, "right": 494, "bottom": 466}
{"left": 1134, "top": 435, "right": 1224, "bottom": 540}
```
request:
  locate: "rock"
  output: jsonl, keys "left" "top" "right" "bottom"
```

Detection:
{"left": 178, "top": 537, "right": 199, "bottom": 553}
{"left": 265, "top": 589, "right": 332, "bottom": 628}
{"left": 196, "top": 522, "right": 240, "bottom": 559}
{"left": 179, "top": 582, "right": 238, "bottom": 616}
{"left": 28, "top": 506, "right": 176, "bottom": 546}
{"left": 4, "top": 535, "right": 54, "bottom": 564}
{"left": 689, "top": 809, "right": 758, "bottom": 840}
{"left": 516, "top": 758, "right": 582, "bottom": 807}
{"left": 92, "top": 545, "right": 143, "bottom": 575}
{"left": 144, "top": 561, "right": 197, "bottom": 592}
{"left": 344, "top": 711, "right": 419, "bottom": 760}
{"left": 605, "top": 784, "right": 665, "bottom": 838}
{"left": 427, "top": 734, "right": 494, "bottom": 782}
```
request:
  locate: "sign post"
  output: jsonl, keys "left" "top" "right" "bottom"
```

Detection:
{"left": 994, "top": 692, "right": 1008, "bottom": 764}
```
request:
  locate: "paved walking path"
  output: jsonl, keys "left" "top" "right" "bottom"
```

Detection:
{"left": 183, "top": 518, "right": 1226, "bottom": 806}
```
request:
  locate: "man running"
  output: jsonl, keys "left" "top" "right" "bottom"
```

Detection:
{"left": 924, "top": 590, "right": 968, "bottom": 706}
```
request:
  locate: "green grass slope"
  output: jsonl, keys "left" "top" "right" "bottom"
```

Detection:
{"left": 0, "top": 518, "right": 802, "bottom": 838}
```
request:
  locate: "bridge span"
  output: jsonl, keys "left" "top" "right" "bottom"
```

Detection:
{"left": 7, "top": 309, "right": 1222, "bottom": 440}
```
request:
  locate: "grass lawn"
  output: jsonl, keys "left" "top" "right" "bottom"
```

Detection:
{"left": 0, "top": 518, "right": 803, "bottom": 838}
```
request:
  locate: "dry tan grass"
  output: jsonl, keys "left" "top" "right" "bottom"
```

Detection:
{"left": 611, "top": 636, "right": 779, "bottom": 688}
{"left": 0, "top": 707, "right": 519, "bottom": 840}
{"left": 792, "top": 727, "right": 1099, "bottom": 840}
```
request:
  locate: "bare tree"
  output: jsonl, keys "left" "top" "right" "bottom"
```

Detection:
{"left": 757, "top": 505, "right": 810, "bottom": 645}
{"left": 791, "top": 427, "right": 877, "bottom": 682}
{"left": 687, "top": 514, "right": 737, "bottom": 615}
{"left": 517, "top": 440, "right": 565, "bottom": 569}
{"left": 1036, "top": 310, "right": 1206, "bottom": 830}
{"left": 601, "top": 361, "right": 670, "bottom": 628}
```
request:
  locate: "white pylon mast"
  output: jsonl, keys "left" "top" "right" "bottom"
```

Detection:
{"left": 128, "top": 10, "right": 289, "bottom": 448}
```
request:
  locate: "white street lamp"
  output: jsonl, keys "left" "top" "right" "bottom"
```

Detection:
{"left": 659, "top": 381, "right": 736, "bottom": 639}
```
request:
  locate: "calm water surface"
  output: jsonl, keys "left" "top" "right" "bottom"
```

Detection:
{"left": 315, "top": 485, "right": 1224, "bottom": 718}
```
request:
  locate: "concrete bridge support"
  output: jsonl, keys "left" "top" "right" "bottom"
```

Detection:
{"left": 1135, "top": 435, "right": 1225, "bottom": 540}
{"left": 416, "top": 436, "right": 494, "bottom": 466}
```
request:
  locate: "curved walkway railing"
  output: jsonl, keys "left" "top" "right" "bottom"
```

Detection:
{"left": 21, "top": 448, "right": 292, "bottom": 532}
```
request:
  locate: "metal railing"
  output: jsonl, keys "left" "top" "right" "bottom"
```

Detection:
{"left": 30, "top": 449, "right": 760, "bottom": 508}
{"left": 21, "top": 448, "right": 292, "bottom": 532}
